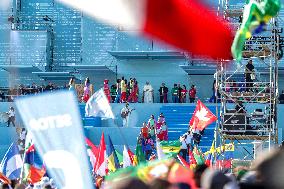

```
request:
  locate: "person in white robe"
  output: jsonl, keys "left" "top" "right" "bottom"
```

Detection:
{"left": 143, "top": 82, "right": 154, "bottom": 103}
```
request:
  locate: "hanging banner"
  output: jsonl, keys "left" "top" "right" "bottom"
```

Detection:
{"left": 15, "top": 91, "right": 94, "bottom": 189}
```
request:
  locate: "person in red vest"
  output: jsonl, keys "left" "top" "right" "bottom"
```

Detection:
{"left": 189, "top": 85, "right": 197, "bottom": 103}
{"left": 128, "top": 79, "right": 139, "bottom": 103}
{"left": 181, "top": 85, "right": 187, "bottom": 103}
{"left": 82, "top": 77, "right": 91, "bottom": 103}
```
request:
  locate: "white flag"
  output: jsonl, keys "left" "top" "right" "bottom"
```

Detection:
{"left": 156, "top": 140, "right": 166, "bottom": 160}
{"left": 123, "top": 145, "right": 131, "bottom": 168}
{"left": 85, "top": 89, "right": 114, "bottom": 119}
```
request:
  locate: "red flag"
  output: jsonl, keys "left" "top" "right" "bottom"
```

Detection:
{"left": 57, "top": 0, "right": 233, "bottom": 60}
{"left": 144, "top": 0, "right": 233, "bottom": 60}
{"left": 189, "top": 150, "right": 196, "bottom": 165}
{"left": 127, "top": 149, "right": 135, "bottom": 165}
{"left": 190, "top": 100, "right": 217, "bottom": 130}
{"left": 215, "top": 160, "right": 232, "bottom": 169}
{"left": 0, "top": 172, "right": 11, "bottom": 184}
{"left": 94, "top": 133, "right": 107, "bottom": 176}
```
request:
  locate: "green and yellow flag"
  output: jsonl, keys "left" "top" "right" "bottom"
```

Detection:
{"left": 159, "top": 140, "right": 181, "bottom": 157}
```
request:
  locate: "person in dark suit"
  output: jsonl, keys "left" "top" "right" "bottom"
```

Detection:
{"left": 245, "top": 59, "right": 255, "bottom": 92}
{"left": 158, "top": 83, "right": 168, "bottom": 103}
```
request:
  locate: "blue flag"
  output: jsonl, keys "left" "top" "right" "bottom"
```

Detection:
{"left": 15, "top": 91, "right": 94, "bottom": 189}
{"left": 107, "top": 135, "right": 119, "bottom": 172}
{"left": 0, "top": 142, "right": 23, "bottom": 179}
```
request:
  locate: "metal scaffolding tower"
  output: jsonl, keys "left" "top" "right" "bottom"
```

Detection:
{"left": 217, "top": 0, "right": 280, "bottom": 160}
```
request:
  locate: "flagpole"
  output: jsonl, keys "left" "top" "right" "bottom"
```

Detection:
{"left": 19, "top": 151, "right": 26, "bottom": 184}
{"left": 214, "top": 67, "right": 219, "bottom": 166}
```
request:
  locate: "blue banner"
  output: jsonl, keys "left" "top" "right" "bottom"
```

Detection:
{"left": 15, "top": 91, "right": 94, "bottom": 189}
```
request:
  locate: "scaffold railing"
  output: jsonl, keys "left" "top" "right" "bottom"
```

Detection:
{"left": 216, "top": 0, "right": 280, "bottom": 160}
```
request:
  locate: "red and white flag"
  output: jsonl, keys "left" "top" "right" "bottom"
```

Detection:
{"left": 190, "top": 100, "right": 217, "bottom": 130}
{"left": 94, "top": 133, "right": 107, "bottom": 176}
{"left": 85, "top": 138, "right": 99, "bottom": 170}
{"left": 56, "top": 0, "right": 233, "bottom": 60}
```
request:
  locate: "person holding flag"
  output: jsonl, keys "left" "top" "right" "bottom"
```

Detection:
{"left": 189, "top": 100, "right": 218, "bottom": 146}
{"left": 179, "top": 131, "right": 193, "bottom": 161}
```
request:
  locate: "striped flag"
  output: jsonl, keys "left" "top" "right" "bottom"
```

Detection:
{"left": 107, "top": 135, "right": 120, "bottom": 172}
{"left": 0, "top": 142, "right": 23, "bottom": 180}
{"left": 56, "top": 0, "right": 234, "bottom": 60}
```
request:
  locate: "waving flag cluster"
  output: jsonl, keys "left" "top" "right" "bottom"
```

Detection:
{"left": 94, "top": 133, "right": 108, "bottom": 176}
{"left": 190, "top": 100, "right": 217, "bottom": 130}
{"left": 56, "top": 0, "right": 233, "bottom": 60}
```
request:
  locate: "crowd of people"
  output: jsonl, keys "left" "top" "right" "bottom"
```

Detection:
{"left": 2, "top": 145, "right": 284, "bottom": 189}
{"left": 1, "top": 73, "right": 283, "bottom": 105}
{"left": 0, "top": 82, "right": 68, "bottom": 102}
{"left": 137, "top": 114, "right": 168, "bottom": 160}
{"left": 0, "top": 76, "right": 198, "bottom": 103}
{"left": 106, "top": 77, "right": 197, "bottom": 104}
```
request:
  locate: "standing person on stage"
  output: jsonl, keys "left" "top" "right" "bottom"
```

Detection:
{"left": 133, "top": 80, "right": 139, "bottom": 103}
{"left": 110, "top": 84, "right": 117, "bottom": 103}
{"left": 128, "top": 79, "right": 139, "bottom": 103}
{"left": 7, "top": 107, "right": 16, "bottom": 127}
{"left": 245, "top": 59, "right": 255, "bottom": 92}
{"left": 114, "top": 79, "right": 121, "bottom": 103}
{"left": 82, "top": 77, "right": 91, "bottom": 103}
{"left": 158, "top": 83, "right": 168, "bottom": 103}
{"left": 181, "top": 85, "right": 187, "bottom": 103}
{"left": 143, "top": 82, "right": 154, "bottom": 103}
{"left": 121, "top": 103, "right": 134, "bottom": 127}
{"left": 189, "top": 85, "right": 197, "bottom": 103}
{"left": 171, "top": 84, "right": 179, "bottom": 103}
{"left": 103, "top": 79, "right": 111, "bottom": 103}
{"left": 69, "top": 77, "right": 75, "bottom": 91}
{"left": 177, "top": 84, "right": 182, "bottom": 103}
{"left": 120, "top": 77, "right": 127, "bottom": 103}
